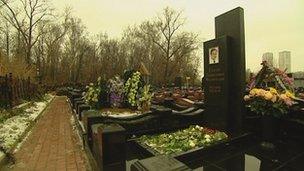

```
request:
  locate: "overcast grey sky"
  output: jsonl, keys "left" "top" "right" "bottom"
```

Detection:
{"left": 52, "top": 0, "right": 304, "bottom": 73}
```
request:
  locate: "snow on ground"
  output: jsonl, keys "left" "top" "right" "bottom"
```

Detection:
{"left": 70, "top": 115, "right": 84, "bottom": 150}
{"left": 0, "top": 94, "right": 54, "bottom": 153}
{"left": 13, "top": 130, "right": 32, "bottom": 153}
{"left": 101, "top": 111, "right": 142, "bottom": 118}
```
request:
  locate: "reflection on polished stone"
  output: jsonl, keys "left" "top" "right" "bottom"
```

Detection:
{"left": 192, "top": 139, "right": 304, "bottom": 171}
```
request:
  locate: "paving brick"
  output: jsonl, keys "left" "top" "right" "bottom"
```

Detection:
{"left": 7, "top": 96, "right": 89, "bottom": 171}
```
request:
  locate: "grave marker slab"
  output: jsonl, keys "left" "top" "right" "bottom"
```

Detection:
{"left": 204, "top": 7, "right": 245, "bottom": 133}
{"left": 204, "top": 36, "right": 231, "bottom": 130}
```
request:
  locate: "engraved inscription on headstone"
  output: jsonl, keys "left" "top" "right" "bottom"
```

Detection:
{"left": 204, "top": 36, "right": 231, "bottom": 130}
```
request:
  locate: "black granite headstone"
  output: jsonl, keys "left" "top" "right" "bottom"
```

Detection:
{"left": 75, "top": 100, "right": 85, "bottom": 111}
{"left": 204, "top": 7, "right": 245, "bottom": 133}
{"left": 204, "top": 36, "right": 231, "bottom": 130}
{"left": 78, "top": 104, "right": 91, "bottom": 120}
{"left": 82, "top": 110, "right": 104, "bottom": 149}
{"left": 91, "top": 123, "right": 126, "bottom": 171}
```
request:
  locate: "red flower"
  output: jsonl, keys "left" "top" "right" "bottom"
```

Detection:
{"left": 202, "top": 128, "right": 216, "bottom": 134}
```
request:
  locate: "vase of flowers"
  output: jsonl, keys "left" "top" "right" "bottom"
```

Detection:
{"left": 244, "top": 87, "right": 295, "bottom": 149}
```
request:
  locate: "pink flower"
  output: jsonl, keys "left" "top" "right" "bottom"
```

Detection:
{"left": 284, "top": 98, "right": 293, "bottom": 106}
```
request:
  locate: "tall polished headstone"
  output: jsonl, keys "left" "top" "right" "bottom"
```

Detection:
{"left": 204, "top": 7, "right": 245, "bottom": 133}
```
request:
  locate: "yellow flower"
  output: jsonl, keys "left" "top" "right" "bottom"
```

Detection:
{"left": 189, "top": 140, "right": 196, "bottom": 147}
{"left": 269, "top": 87, "right": 278, "bottom": 94}
{"left": 280, "top": 94, "right": 288, "bottom": 101}
{"left": 264, "top": 91, "right": 273, "bottom": 100}
{"left": 257, "top": 89, "right": 266, "bottom": 97}
{"left": 271, "top": 95, "right": 277, "bottom": 103}
{"left": 285, "top": 90, "right": 295, "bottom": 99}
{"left": 249, "top": 88, "right": 258, "bottom": 96}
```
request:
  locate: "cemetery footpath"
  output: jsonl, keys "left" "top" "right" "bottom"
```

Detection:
{"left": 3, "top": 96, "right": 90, "bottom": 171}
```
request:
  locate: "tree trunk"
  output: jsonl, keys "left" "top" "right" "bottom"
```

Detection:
{"left": 164, "top": 58, "right": 169, "bottom": 85}
{"left": 75, "top": 53, "right": 84, "bottom": 83}
{"left": 5, "top": 27, "right": 10, "bottom": 58}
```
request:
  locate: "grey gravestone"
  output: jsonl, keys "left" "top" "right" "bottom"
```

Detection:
{"left": 204, "top": 7, "right": 245, "bottom": 133}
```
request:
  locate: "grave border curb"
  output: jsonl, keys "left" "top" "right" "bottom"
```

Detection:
{"left": 68, "top": 98, "right": 96, "bottom": 171}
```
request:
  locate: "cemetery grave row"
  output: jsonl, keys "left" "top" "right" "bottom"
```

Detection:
{"left": 63, "top": 7, "right": 304, "bottom": 171}
{"left": 68, "top": 85, "right": 304, "bottom": 171}
{"left": 67, "top": 85, "right": 247, "bottom": 170}
{"left": 65, "top": 69, "right": 304, "bottom": 170}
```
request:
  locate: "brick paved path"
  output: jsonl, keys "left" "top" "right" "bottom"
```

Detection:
{"left": 6, "top": 96, "right": 89, "bottom": 171}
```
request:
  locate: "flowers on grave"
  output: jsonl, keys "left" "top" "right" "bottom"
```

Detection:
{"left": 247, "top": 61, "right": 294, "bottom": 92}
{"left": 137, "top": 85, "right": 154, "bottom": 111}
{"left": 84, "top": 70, "right": 152, "bottom": 110}
{"left": 108, "top": 76, "right": 124, "bottom": 108}
{"left": 244, "top": 87, "right": 296, "bottom": 117}
{"left": 245, "top": 61, "right": 297, "bottom": 117}
{"left": 124, "top": 71, "right": 142, "bottom": 107}
{"left": 139, "top": 125, "right": 228, "bottom": 155}
{"left": 84, "top": 77, "right": 102, "bottom": 108}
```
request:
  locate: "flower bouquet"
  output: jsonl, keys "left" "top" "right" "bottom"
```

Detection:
{"left": 83, "top": 81, "right": 101, "bottom": 109}
{"left": 124, "top": 71, "right": 142, "bottom": 108}
{"left": 108, "top": 76, "right": 124, "bottom": 108}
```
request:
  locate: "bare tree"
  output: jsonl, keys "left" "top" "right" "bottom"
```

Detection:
{"left": 0, "top": 5, "right": 201, "bottom": 86}
{"left": 0, "top": 0, "right": 52, "bottom": 64}
{"left": 0, "top": 21, "right": 11, "bottom": 58}
{"left": 142, "top": 7, "right": 198, "bottom": 84}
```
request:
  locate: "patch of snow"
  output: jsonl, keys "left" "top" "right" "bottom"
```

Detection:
{"left": 13, "top": 102, "right": 31, "bottom": 109}
{"left": 70, "top": 115, "right": 77, "bottom": 131}
{"left": 105, "top": 113, "right": 141, "bottom": 118}
{"left": 13, "top": 130, "right": 32, "bottom": 153}
{"left": 101, "top": 111, "right": 141, "bottom": 118}
{"left": 0, "top": 94, "right": 54, "bottom": 153}
{"left": 70, "top": 115, "right": 84, "bottom": 150}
